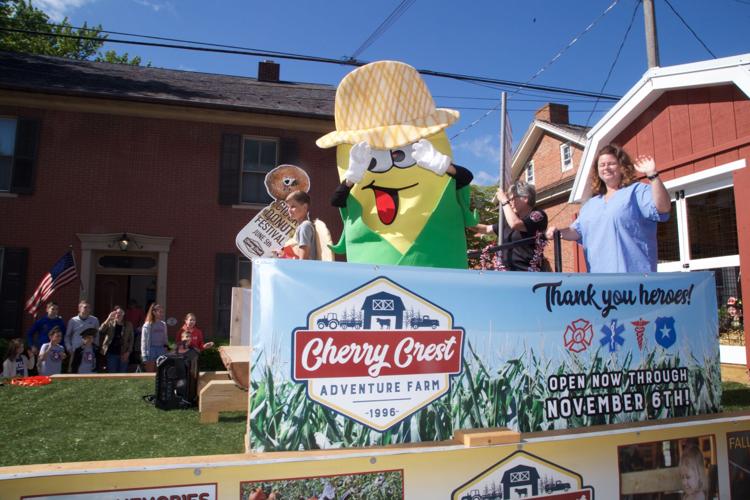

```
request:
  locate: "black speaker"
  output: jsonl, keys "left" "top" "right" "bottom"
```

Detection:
{"left": 154, "top": 350, "right": 199, "bottom": 410}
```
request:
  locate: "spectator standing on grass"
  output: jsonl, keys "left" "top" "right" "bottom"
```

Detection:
{"left": 26, "top": 301, "right": 66, "bottom": 354}
{"left": 546, "top": 144, "right": 670, "bottom": 273}
{"left": 71, "top": 328, "right": 103, "bottom": 374}
{"left": 65, "top": 300, "right": 99, "bottom": 366}
{"left": 126, "top": 299, "right": 146, "bottom": 371}
{"left": 2, "top": 338, "right": 33, "bottom": 378}
{"left": 141, "top": 303, "right": 168, "bottom": 372}
{"left": 38, "top": 326, "right": 66, "bottom": 376}
{"left": 99, "top": 306, "right": 133, "bottom": 373}
{"left": 175, "top": 313, "right": 214, "bottom": 352}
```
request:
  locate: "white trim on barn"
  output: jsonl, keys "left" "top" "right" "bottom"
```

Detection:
{"left": 571, "top": 53, "right": 750, "bottom": 203}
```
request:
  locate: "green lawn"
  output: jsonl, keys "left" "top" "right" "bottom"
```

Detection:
{"left": 0, "top": 378, "right": 246, "bottom": 467}
{"left": 1, "top": 378, "right": 749, "bottom": 467}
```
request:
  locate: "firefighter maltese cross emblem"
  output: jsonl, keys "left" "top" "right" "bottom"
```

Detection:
{"left": 292, "top": 276, "right": 465, "bottom": 432}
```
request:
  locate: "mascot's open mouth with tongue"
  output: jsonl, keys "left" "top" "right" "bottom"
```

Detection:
{"left": 362, "top": 181, "right": 418, "bottom": 226}
{"left": 316, "top": 60, "right": 476, "bottom": 268}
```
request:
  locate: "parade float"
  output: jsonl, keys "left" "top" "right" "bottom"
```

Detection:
{"left": 3, "top": 61, "right": 749, "bottom": 500}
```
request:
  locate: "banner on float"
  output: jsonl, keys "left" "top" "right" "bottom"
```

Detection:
{"left": 249, "top": 259, "right": 720, "bottom": 451}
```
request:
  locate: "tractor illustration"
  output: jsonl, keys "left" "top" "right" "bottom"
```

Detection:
{"left": 459, "top": 489, "right": 482, "bottom": 500}
{"left": 316, "top": 313, "right": 339, "bottom": 329}
{"left": 410, "top": 314, "right": 439, "bottom": 329}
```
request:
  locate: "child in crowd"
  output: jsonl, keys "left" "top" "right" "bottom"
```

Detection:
{"left": 175, "top": 313, "right": 214, "bottom": 352}
{"left": 2, "top": 338, "right": 33, "bottom": 378}
{"left": 175, "top": 330, "right": 198, "bottom": 355}
{"left": 680, "top": 444, "right": 708, "bottom": 500}
{"left": 71, "top": 328, "right": 102, "bottom": 374}
{"left": 38, "top": 326, "right": 67, "bottom": 376}
{"left": 26, "top": 301, "right": 66, "bottom": 354}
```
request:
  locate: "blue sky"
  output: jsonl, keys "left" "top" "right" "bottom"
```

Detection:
{"left": 33, "top": 0, "right": 750, "bottom": 185}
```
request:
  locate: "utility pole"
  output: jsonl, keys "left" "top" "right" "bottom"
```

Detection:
{"left": 643, "top": 0, "right": 660, "bottom": 68}
{"left": 498, "top": 92, "right": 508, "bottom": 244}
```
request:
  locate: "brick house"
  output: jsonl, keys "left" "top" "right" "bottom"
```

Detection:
{"left": 570, "top": 54, "right": 750, "bottom": 363}
{"left": 0, "top": 51, "right": 339, "bottom": 341}
{"left": 510, "top": 103, "right": 589, "bottom": 272}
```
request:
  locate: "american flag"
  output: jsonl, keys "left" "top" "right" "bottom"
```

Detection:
{"left": 24, "top": 251, "right": 77, "bottom": 316}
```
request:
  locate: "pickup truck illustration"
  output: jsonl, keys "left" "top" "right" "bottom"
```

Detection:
{"left": 545, "top": 480, "right": 571, "bottom": 493}
{"left": 410, "top": 314, "right": 439, "bottom": 329}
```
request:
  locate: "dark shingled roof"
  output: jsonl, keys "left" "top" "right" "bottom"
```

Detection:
{"left": 0, "top": 51, "right": 335, "bottom": 119}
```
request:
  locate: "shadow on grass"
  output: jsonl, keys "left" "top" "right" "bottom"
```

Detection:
{"left": 722, "top": 381, "right": 750, "bottom": 411}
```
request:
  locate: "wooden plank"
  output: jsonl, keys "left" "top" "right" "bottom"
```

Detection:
{"left": 620, "top": 467, "right": 681, "bottom": 495}
{"left": 230, "top": 287, "right": 251, "bottom": 346}
{"left": 198, "top": 371, "right": 231, "bottom": 394}
{"left": 722, "top": 363, "right": 749, "bottom": 384}
{"left": 669, "top": 89, "right": 693, "bottom": 160}
{"left": 688, "top": 87, "right": 714, "bottom": 152}
{"left": 733, "top": 86, "right": 750, "bottom": 139}
{"left": 219, "top": 346, "right": 250, "bottom": 389}
{"left": 710, "top": 85, "right": 738, "bottom": 145}
{"left": 453, "top": 427, "right": 521, "bottom": 447}
{"left": 198, "top": 379, "right": 248, "bottom": 424}
{"left": 650, "top": 95, "right": 674, "bottom": 165}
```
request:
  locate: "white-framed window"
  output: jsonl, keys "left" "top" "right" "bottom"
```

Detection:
{"left": 525, "top": 160, "right": 535, "bottom": 184}
{"left": 560, "top": 142, "right": 573, "bottom": 172}
{"left": 657, "top": 159, "right": 745, "bottom": 304}
{"left": 0, "top": 117, "right": 17, "bottom": 192}
{"left": 240, "top": 136, "right": 278, "bottom": 204}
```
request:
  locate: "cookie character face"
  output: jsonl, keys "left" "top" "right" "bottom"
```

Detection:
{"left": 264, "top": 164, "right": 310, "bottom": 201}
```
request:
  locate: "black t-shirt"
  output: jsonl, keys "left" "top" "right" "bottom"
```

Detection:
{"left": 493, "top": 209, "right": 548, "bottom": 271}
{"left": 109, "top": 324, "right": 123, "bottom": 355}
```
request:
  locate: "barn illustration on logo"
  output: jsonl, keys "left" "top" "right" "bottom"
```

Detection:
{"left": 292, "top": 276, "right": 465, "bottom": 431}
{"left": 451, "top": 450, "right": 595, "bottom": 500}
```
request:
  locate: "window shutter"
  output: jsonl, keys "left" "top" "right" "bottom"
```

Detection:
{"left": 219, "top": 133, "right": 241, "bottom": 205}
{"left": 278, "top": 137, "right": 299, "bottom": 165}
{"left": 0, "top": 248, "right": 28, "bottom": 338}
{"left": 213, "top": 253, "right": 237, "bottom": 340}
{"left": 11, "top": 119, "right": 40, "bottom": 195}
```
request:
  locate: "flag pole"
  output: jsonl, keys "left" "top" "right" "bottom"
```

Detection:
{"left": 68, "top": 244, "right": 83, "bottom": 297}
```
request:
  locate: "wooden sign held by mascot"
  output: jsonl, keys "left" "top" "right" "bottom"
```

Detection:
{"left": 318, "top": 60, "right": 477, "bottom": 269}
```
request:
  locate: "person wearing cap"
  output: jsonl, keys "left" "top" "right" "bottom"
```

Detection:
{"left": 99, "top": 305, "right": 134, "bottom": 373}
{"left": 65, "top": 300, "right": 100, "bottom": 368}
{"left": 319, "top": 61, "right": 477, "bottom": 269}
{"left": 71, "top": 328, "right": 103, "bottom": 374}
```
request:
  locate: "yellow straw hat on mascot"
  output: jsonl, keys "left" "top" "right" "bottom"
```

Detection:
{"left": 318, "top": 60, "right": 477, "bottom": 269}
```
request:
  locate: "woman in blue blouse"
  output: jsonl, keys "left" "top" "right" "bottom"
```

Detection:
{"left": 547, "top": 144, "right": 671, "bottom": 273}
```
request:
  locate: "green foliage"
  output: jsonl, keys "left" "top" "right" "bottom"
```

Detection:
{"left": 0, "top": 0, "right": 142, "bottom": 64}
{"left": 241, "top": 471, "right": 403, "bottom": 500}
{"left": 249, "top": 343, "right": 725, "bottom": 451}
{"left": 0, "top": 378, "right": 246, "bottom": 466}
{"left": 467, "top": 183, "right": 501, "bottom": 262}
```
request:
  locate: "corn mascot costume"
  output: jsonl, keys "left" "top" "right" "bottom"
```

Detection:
{"left": 317, "top": 61, "right": 477, "bottom": 268}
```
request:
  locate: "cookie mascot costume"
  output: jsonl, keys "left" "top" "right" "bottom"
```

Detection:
{"left": 317, "top": 61, "right": 477, "bottom": 268}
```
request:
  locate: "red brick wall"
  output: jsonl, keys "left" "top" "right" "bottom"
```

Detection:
{"left": 0, "top": 104, "right": 338, "bottom": 339}
{"left": 524, "top": 132, "right": 585, "bottom": 272}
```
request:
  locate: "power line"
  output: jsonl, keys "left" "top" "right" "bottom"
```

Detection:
{"left": 662, "top": 0, "right": 717, "bottom": 58}
{"left": 0, "top": 26, "right": 623, "bottom": 101}
{"left": 449, "top": 0, "right": 622, "bottom": 140}
{"left": 348, "top": 0, "right": 416, "bottom": 61}
{"left": 584, "top": 0, "right": 640, "bottom": 128}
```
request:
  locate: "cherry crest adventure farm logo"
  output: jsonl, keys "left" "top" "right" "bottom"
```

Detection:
{"left": 292, "top": 277, "right": 465, "bottom": 431}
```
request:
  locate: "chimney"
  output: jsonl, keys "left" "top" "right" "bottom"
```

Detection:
{"left": 258, "top": 60, "right": 280, "bottom": 82}
{"left": 535, "top": 103, "right": 569, "bottom": 125}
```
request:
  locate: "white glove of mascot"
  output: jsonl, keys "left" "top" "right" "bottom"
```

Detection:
{"left": 344, "top": 139, "right": 450, "bottom": 184}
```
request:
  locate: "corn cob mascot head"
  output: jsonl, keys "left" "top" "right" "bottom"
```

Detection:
{"left": 317, "top": 61, "right": 477, "bottom": 268}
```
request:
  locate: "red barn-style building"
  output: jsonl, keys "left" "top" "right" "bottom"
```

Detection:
{"left": 569, "top": 54, "right": 750, "bottom": 364}
{"left": 0, "top": 51, "right": 339, "bottom": 341}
